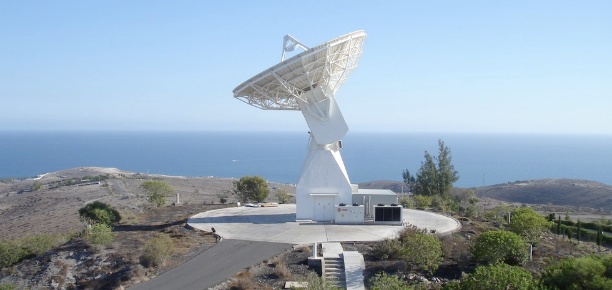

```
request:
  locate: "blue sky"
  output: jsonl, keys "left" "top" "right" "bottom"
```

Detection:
{"left": 1, "top": 1, "right": 610, "bottom": 134}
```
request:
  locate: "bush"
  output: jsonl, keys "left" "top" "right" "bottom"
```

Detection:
{"left": 459, "top": 263, "right": 535, "bottom": 290}
{"left": 228, "top": 270, "right": 254, "bottom": 290}
{"left": 472, "top": 230, "right": 528, "bottom": 266}
{"left": 19, "top": 233, "right": 68, "bottom": 256}
{"left": 372, "top": 238, "right": 404, "bottom": 260}
{"left": 140, "top": 234, "right": 174, "bottom": 268}
{"left": 540, "top": 255, "right": 612, "bottom": 289}
{"left": 372, "top": 227, "right": 443, "bottom": 274}
{"left": 399, "top": 196, "right": 413, "bottom": 208}
{"left": 274, "top": 190, "right": 291, "bottom": 204}
{"left": 216, "top": 191, "right": 230, "bottom": 204}
{"left": 440, "top": 234, "right": 471, "bottom": 267}
{"left": 0, "top": 284, "right": 17, "bottom": 290}
{"left": 300, "top": 272, "right": 340, "bottom": 290}
{"left": 272, "top": 259, "right": 292, "bottom": 279}
{"left": 0, "top": 233, "right": 69, "bottom": 269}
{"left": 509, "top": 207, "right": 552, "bottom": 244}
{"left": 0, "top": 240, "right": 27, "bottom": 269}
{"left": 413, "top": 195, "right": 432, "bottom": 208}
{"left": 369, "top": 272, "right": 412, "bottom": 290}
{"left": 431, "top": 195, "right": 447, "bottom": 211}
{"left": 79, "top": 201, "right": 121, "bottom": 226}
{"left": 83, "top": 223, "right": 114, "bottom": 245}
{"left": 399, "top": 228, "right": 444, "bottom": 274}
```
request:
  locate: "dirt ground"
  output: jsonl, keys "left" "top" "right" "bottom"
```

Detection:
{"left": 0, "top": 167, "right": 296, "bottom": 289}
{"left": 3, "top": 167, "right": 612, "bottom": 289}
{"left": 0, "top": 167, "right": 296, "bottom": 240}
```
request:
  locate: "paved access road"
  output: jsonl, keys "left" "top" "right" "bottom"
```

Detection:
{"left": 130, "top": 205, "right": 459, "bottom": 290}
{"left": 128, "top": 239, "right": 292, "bottom": 290}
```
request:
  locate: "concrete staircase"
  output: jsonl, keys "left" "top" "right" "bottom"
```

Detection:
{"left": 324, "top": 256, "right": 346, "bottom": 288}
{"left": 320, "top": 242, "right": 365, "bottom": 290}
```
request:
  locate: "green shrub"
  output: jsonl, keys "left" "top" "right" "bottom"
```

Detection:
{"left": 0, "top": 240, "right": 27, "bottom": 269}
{"left": 274, "top": 190, "right": 291, "bottom": 204}
{"left": 460, "top": 263, "right": 535, "bottom": 290}
{"left": 541, "top": 255, "right": 612, "bottom": 289}
{"left": 32, "top": 182, "right": 42, "bottom": 191}
{"left": 372, "top": 226, "right": 443, "bottom": 274}
{"left": 400, "top": 228, "right": 444, "bottom": 274}
{"left": 0, "top": 284, "right": 17, "bottom": 290}
{"left": 83, "top": 223, "right": 114, "bottom": 245}
{"left": 509, "top": 207, "right": 552, "bottom": 244}
{"left": 300, "top": 272, "right": 340, "bottom": 290}
{"left": 413, "top": 195, "right": 432, "bottom": 208}
{"left": 372, "top": 238, "right": 404, "bottom": 260}
{"left": 19, "top": 233, "right": 68, "bottom": 256}
{"left": 369, "top": 272, "right": 412, "bottom": 290}
{"left": 472, "top": 230, "right": 528, "bottom": 266}
{"left": 0, "top": 233, "right": 69, "bottom": 269}
{"left": 140, "top": 234, "right": 174, "bottom": 268}
{"left": 399, "top": 196, "right": 413, "bottom": 208}
{"left": 79, "top": 201, "right": 121, "bottom": 226}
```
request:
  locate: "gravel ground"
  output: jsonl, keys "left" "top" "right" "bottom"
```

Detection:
{"left": 0, "top": 167, "right": 296, "bottom": 289}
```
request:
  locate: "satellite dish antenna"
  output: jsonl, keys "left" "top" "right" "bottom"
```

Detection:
{"left": 233, "top": 31, "right": 366, "bottom": 221}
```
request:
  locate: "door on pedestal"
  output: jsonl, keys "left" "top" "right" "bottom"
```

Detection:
{"left": 313, "top": 196, "right": 335, "bottom": 221}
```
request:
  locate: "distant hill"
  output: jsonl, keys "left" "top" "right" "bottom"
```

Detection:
{"left": 474, "top": 179, "right": 612, "bottom": 211}
{"left": 358, "top": 180, "right": 407, "bottom": 193}
{"left": 358, "top": 178, "right": 612, "bottom": 212}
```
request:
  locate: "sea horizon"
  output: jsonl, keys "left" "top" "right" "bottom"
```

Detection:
{"left": 1, "top": 130, "right": 611, "bottom": 187}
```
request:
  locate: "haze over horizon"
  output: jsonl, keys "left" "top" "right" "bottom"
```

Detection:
{"left": 1, "top": 1, "right": 610, "bottom": 135}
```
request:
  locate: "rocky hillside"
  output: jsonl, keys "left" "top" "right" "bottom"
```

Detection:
{"left": 474, "top": 179, "right": 612, "bottom": 211}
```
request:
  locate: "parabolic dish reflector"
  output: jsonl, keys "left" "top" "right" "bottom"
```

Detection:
{"left": 233, "top": 30, "right": 367, "bottom": 110}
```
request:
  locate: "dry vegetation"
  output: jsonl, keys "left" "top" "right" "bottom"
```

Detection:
{"left": 3, "top": 168, "right": 612, "bottom": 289}
{"left": 0, "top": 167, "right": 295, "bottom": 289}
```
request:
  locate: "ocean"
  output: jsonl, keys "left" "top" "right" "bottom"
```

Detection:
{"left": 1, "top": 131, "right": 611, "bottom": 188}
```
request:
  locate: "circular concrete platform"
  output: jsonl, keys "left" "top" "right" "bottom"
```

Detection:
{"left": 188, "top": 204, "right": 460, "bottom": 244}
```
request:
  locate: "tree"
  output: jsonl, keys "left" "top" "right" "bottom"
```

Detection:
{"left": 413, "top": 140, "right": 459, "bottom": 196}
{"left": 436, "top": 139, "right": 459, "bottom": 195}
{"left": 597, "top": 223, "right": 603, "bottom": 249}
{"left": 141, "top": 180, "right": 174, "bottom": 207}
{"left": 509, "top": 207, "right": 552, "bottom": 244}
{"left": 458, "top": 263, "right": 535, "bottom": 290}
{"left": 472, "top": 230, "right": 528, "bottom": 266}
{"left": 402, "top": 169, "right": 416, "bottom": 193}
{"left": 233, "top": 176, "right": 269, "bottom": 203}
{"left": 577, "top": 219, "right": 582, "bottom": 243}
{"left": 414, "top": 152, "right": 437, "bottom": 196}
{"left": 78, "top": 201, "right": 121, "bottom": 226}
